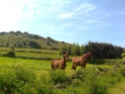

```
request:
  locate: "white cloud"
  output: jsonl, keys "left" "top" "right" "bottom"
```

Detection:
{"left": 58, "top": 2, "right": 97, "bottom": 19}
{"left": 0, "top": 0, "right": 37, "bottom": 31}
{"left": 58, "top": 13, "right": 73, "bottom": 19}
{"left": 74, "top": 3, "right": 97, "bottom": 15}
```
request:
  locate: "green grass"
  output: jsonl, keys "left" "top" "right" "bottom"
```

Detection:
{"left": 0, "top": 56, "right": 125, "bottom": 94}
{"left": 107, "top": 79, "right": 125, "bottom": 94}
{"left": 0, "top": 47, "right": 61, "bottom": 59}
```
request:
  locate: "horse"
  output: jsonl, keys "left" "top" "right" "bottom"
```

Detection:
{"left": 72, "top": 52, "right": 92, "bottom": 70}
{"left": 51, "top": 53, "right": 69, "bottom": 70}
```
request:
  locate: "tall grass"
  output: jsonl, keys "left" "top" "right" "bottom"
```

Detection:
{"left": 0, "top": 57, "right": 125, "bottom": 94}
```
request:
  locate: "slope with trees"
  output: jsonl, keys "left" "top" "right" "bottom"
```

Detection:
{"left": 0, "top": 31, "right": 65, "bottom": 49}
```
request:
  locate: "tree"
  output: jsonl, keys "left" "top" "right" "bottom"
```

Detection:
{"left": 29, "top": 41, "right": 41, "bottom": 49}
{"left": 71, "top": 44, "right": 81, "bottom": 56}
{"left": 80, "top": 45, "right": 85, "bottom": 55}
{"left": 122, "top": 48, "right": 125, "bottom": 59}
{"left": 84, "top": 41, "right": 124, "bottom": 59}
{"left": 2, "top": 46, "right": 16, "bottom": 57}
{"left": 59, "top": 44, "right": 67, "bottom": 55}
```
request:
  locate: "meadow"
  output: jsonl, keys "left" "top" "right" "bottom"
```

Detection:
{"left": 0, "top": 47, "right": 125, "bottom": 94}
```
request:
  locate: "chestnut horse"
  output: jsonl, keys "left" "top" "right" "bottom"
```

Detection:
{"left": 51, "top": 52, "right": 69, "bottom": 70}
{"left": 72, "top": 52, "right": 92, "bottom": 70}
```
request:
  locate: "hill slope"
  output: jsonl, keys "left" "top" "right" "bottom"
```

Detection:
{"left": 0, "top": 31, "right": 66, "bottom": 49}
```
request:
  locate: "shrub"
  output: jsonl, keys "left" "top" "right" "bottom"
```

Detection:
{"left": 70, "top": 67, "right": 120, "bottom": 94}
{"left": 5, "top": 51, "right": 16, "bottom": 57}
{"left": 0, "top": 64, "right": 36, "bottom": 94}
{"left": 49, "top": 71, "right": 70, "bottom": 84}
{"left": 120, "top": 68, "right": 125, "bottom": 77}
{"left": 90, "top": 76, "right": 108, "bottom": 94}
{"left": 29, "top": 41, "right": 41, "bottom": 49}
{"left": 35, "top": 75, "right": 55, "bottom": 94}
{"left": 2, "top": 46, "right": 16, "bottom": 57}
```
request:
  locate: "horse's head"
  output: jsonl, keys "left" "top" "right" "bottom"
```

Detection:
{"left": 83, "top": 52, "right": 93, "bottom": 59}
{"left": 64, "top": 51, "right": 69, "bottom": 61}
{"left": 89, "top": 52, "right": 93, "bottom": 59}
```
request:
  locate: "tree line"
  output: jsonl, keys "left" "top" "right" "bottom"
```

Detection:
{"left": 60, "top": 41, "right": 124, "bottom": 59}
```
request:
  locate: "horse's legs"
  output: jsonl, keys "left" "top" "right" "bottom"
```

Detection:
{"left": 51, "top": 66, "right": 55, "bottom": 70}
{"left": 81, "top": 64, "right": 86, "bottom": 69}
{"left": 72, "top": 64, "right": 74, "bottom": 70}
{"left": 72, "top": 64, "right": 76, "bottom": 70}
{"left": 84, "top": 63, "right": 87, "bottom": 69}
{"left": 81, "top": 66, "right": 84, "bottom": 69}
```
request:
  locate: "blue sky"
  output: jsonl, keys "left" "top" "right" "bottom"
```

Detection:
{"left": 0, "top": 0, "right": 125, "bottom": 47}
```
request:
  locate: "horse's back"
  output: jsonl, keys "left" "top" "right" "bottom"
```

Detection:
{"left": 72, "top": 56, "right": 80, "bottom": 63}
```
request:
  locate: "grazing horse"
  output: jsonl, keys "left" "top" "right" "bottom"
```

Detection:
{"left": 51, "top": 53, "right": 68, "bottom": 70}
{"left": 72, "top": 52, "right": 92, "bottom": 70}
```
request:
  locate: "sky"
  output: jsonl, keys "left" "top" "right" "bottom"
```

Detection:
{"left": 0, "top": 0, "right": 125, "bottom": 47}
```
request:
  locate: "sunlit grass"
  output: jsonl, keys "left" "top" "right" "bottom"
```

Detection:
{"left": 107, "top": 79, "right": 125, "bottom": 94}
{"left": 0, "top": 57, "right": 125, "bottom": 94}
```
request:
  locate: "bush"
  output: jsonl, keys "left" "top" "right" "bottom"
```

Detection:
{"left": 90, "top": 76, "right": 108, "bottom": 94}
{"left": 5, "top": 52, "right": 16, "bottom": 57}
{"left": 29, "top": 41, "right": 41, "bottom": 49}
{"left": 0, "top": 64, "right": 36, "bottom": 94}
{"left": 120, "top": 68, "right": 125, "bottom": 77}
{"left": 49, "top": 71, "right": 70, "bottom": 84}
{"left": 70, "top": 66, "right": 123, "bottom": 94}
{"left": 35, "top": 75, "right": 55, "bottom": 94}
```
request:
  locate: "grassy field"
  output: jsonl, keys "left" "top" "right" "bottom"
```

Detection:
{"left": 0, "top": 47, "right": 125, "bottom": 94}
{"left": 0, "top": 47, "right": 61, "bottom": 59}
{"left": 107, "top": 79, "right": 125, "bottom": 94}
{"left": 0, "top": 56, "right": 125, "bottom": 94}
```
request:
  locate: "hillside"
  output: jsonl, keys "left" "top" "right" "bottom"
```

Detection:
{"left": 0, "top": 31, "right": 66, "bottom": 49}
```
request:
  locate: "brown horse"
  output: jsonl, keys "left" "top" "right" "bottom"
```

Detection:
{"left": 51, "top": 53, "right": 69, "bottom": 70}
{"left": 72, "top": 52, "right": 92, "bottom": 70}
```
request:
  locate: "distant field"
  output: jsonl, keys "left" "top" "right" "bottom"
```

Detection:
{"left": 0, "top": 47, "right": 61, "bottom": 59}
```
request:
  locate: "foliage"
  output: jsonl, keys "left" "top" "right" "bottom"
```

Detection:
{"left": 0, "top": 31, "right": 63, "bottom": 49}
{"left": 85, "top": 41, "right": 124, "bottom": 59}
{"left": 59, "top": 44, "right": 68, "bottom": 55}
{"left": 0, "top": 64, "right": 36, "bottom": 94}
{"left": 0, "top": 47, "right": 60, "bottom": 60}
{"left": 0, "top": 57, "right": 125, "bottom": 94}
{"left": 0, "top": 63, "right": 55, "bottom": 94}
{"left": 47, "top": 37, "right": 57, "bottom": 43}
{"left": 71, "top": 44, "right": 81, "bottom": 55}
{"left": 59, "top": 44, "right": 85, "bottom": 56}
{"left": 120, "top": 68, "right": 125, "bottom": 77}
{"left": 49, "top": 71, "right": 70, "bottom": 84}
{"left": 121, "top": 48, "right": 125, "bottom": 59}
{"left": 35, "top": 75, "right": 55, "bottom": 94}
{"left": 29, "top": 41, "right": 41, "bottom": 49}
{"left": 2, "top": 46, "right": 16, "bottom": 57}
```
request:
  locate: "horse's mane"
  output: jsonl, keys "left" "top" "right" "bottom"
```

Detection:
{"left": 82, "top": 52, "right": 92, "bottom": 58}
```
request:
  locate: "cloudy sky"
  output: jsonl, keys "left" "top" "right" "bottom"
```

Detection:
{"left": 0, "top": 0, "right": 125, "bottom": 47}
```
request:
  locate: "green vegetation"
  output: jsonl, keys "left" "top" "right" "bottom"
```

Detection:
{"left": 85, "top": 41, "right": 123, "bottom": 59}
{"left": 0, "top": 31, "right": 66, "bottom": 49}
{"left": 0, "top": 57, "right": 125, "bottom": 94}
{"left": 0, "top": 31, "right": 124, "bottom": 59}
{"left": 59, "top": 42, "right": 124, "bottom": 59}
{"left": 0, "top": 31, "right": 125, "bottom": 93}
{"left": 122, "top": 48, "right": 125, "bottom": 59}
{"left": 0, "top": 47, "right": 60, "bottom": 60}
